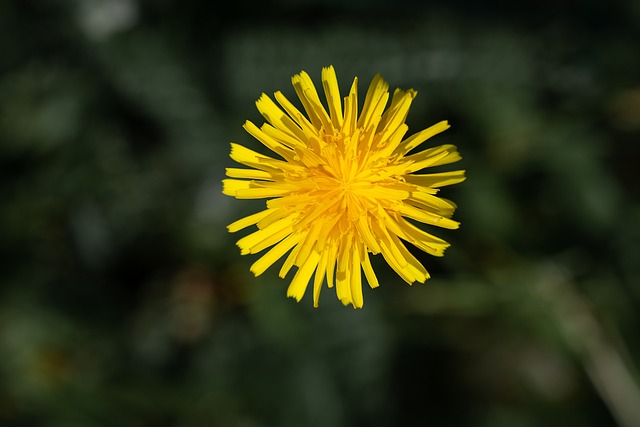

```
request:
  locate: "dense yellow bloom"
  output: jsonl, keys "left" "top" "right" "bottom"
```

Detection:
{"left": 223, "top": 66, "right": 465, "bottom": 308}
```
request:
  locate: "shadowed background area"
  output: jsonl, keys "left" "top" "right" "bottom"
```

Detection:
{"left": 2, "top": 0, "right": 640, "bottom": 426}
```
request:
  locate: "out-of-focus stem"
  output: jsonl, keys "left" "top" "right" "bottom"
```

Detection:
{"left": 533, "top": 263, "right": 640, "bottom": 427}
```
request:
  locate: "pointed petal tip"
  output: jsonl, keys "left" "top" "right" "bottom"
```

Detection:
{"left": 221, "top": 179, "right": 237, "bottom": 197}
{"left": 249, "top": 264, "right": 262, "bottom": 277}
{"left": 291, "top": 70, "right": 310, "bottom": 84}
{"left": 255, "top": 92, "right": 268, "bottom": 104}
{"left": 286, "top": 290, "right": 303, "bottom": 302}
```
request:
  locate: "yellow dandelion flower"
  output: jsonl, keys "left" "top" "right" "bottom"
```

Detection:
{"left": 223, "top": 66, "right": 465, "bottom": 309}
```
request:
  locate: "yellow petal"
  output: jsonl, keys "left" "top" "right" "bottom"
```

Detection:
{"left": 236, "top": 214, "right": 296, "bottom": 254}
{"left": 291, "top": 71, "right": 332, "bottom": 131}
{"left": 405, "top": 170, "right": 467, "bottom": 188}
{"left": 324, "top": 240, "right": 339, "bottom": 289}
{"left": 361, "top": 247, "right": 380, "bottom": 289}
{"left": 255, "top": 93, "right": 307, "bottom": 141}
{"left": 402, "top": 144, "right": 462, "bottom": 173}
{"left": 227, "top": 209, "right": 272, "bottom": 233}
{"left": 229, "top": 143, "right": 278, "bottom": 171}
{"left": 378, "top": 239, "right": 414, "bottom": 284}
{"left": 357, "top": 74, "right": 389, "bottom": 130}
{"left": 256, "top": 207, "right": 294, "bottom": 229}
{"left": 350, "top": 243, "right": 364, "bottom": 308}
{"left": 397, "top": 217, "right": 450, "bottom": 256}
{"left": 371, "top": 123, "right": 409, "bottom": 160}
{"left": 397, "top": 203, "right": 460, "bottom": 229}
{"left": 274, "top": 91, "right": 319, "bottom": 139}
{"left": 234, "top": 186, "right": 292, "bottom": 199}
{"left": 321, "top": 65, "right": 343, "bottom": 129}
{"left": 313, "top": 249, "right": 329, "bottom": 308}
{"left": 250, "top": 233, "right": 302, "bottom": 276}
{"left": 225, "top": 168, "right": 273, "bottom": 180}
{"left": 221, "top": 179, "right": 250, "bottom": 197}
{"left": 389, "top": 232, "right": 429, "bottom": 283}
{"left": 287, "top": 250, "right": 321, "bottom": 301}
{"left": 341, "top": 77, "right": 359, "bottom": 135}
{"left": 407, "top": 191, "right": 458, "bottom": 217}
{"left": 377, "top": 90, "right": 415, "bottom": 142}
{"left": 243, "top": 120, "right": 297, "bottom": 162}
{"left": 260, "top": 123, "right": 304, "bottom": 150}
{"left": 295, "top": 220, "right": 323, "bottom": 266}
{"left": 335, "top": 235, "right": 353, "bottom": 305}
{"left": 396, "top": 120, "right": 450, "bottom": 156}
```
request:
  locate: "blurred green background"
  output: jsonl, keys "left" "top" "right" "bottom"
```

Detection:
{"left": 2, "top": 0, "right": 640, "bottom": 426}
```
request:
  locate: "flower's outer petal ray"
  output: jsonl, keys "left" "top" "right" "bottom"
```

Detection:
{"left": 244, "top": 225, "right": 293, "bottom": 255}
{"left": 405, "top": 170, "right": 467, "bottom": 188}
{"left": 295, "top": 221, "right": 323, "bottom": 267}
{"left": 287, "top": 250, "right": 321, "bottom": 302}
{"left": 236, "top": 214, "right": 297, "bottom": 255}
{"left": 402, "top": 145, "right": 462, "bottom": 173}
{"left": 227, "top": 209, "right": 273, "bottom": 233}
{"left": 361, "top": 89, "right": 390, "bottom": 137}
{"left": 350, "top": 243, "right": 364, "bottom": 308}
{"left": 395, "top": 120, "right": 450, "bottom": 156}
{"left": 222, "top": 179, "right": 250, "bottom": 197}
{"left": 279, "top": 237, "right": 302, "bottom": 278}
{"left": 317, "top": 212, "right": 342, "bottom": 252}
{"left": 225, "top": 167, "right": 274, "bottom": 180}
{"left": 378, "top": 237, "right": 414, "bottom": 284}
{"left": 378, "top": 208, "right": 411, "bottom": 242}
{"left": 250, "top": 233, "right": 303, "bottom": 277}
{"left": 256, "top": 93, "right": 307, "bottom": 142}
{"left": 321, "top": 65, "right": 344, "bottom": 129}
{"left": 377, "top": 89, "right": 416, "bottom": 143}
{"left": 369, "top": 218, "right": 415, "bottom": 285}
{"left": 355, "top": 214, "right": 382, "bottom": 254}
{"left": 341, "top": 77, "right": 359, "bottom": 135}
{"left": 222, "top": 179, "right": 294, "bottom": 200}
{"left": 370, "top": 123, "right": 409, "bottom": 161}
{"left": 407, "top": 191, "right": 458, "bottom": 217}
{"left": 292, "top": 71, "right": 332, "bottom": 131}
{"left": 358, "top": 74, "right": 389, "bottom": 130}
{"left": 257, "top": 207, "right": 294, "bottom": 230}
{"left": 336, "top": 235, "right": 353, "bottom": 305}
{"left": 313, "top": 249, "right": 330, "bottom": 308}
{"left": 234, "top": 186, "right": 293, "bottom": 200}
{"left": 324, "top": 241, "right": 339, "bottom": 289}
{"left": 390, "top": 232, "right": 429, "bottom": 283}
{"left": 397, "top": 202, "right": 460, "bottom": 229}
{"left": 243, "top": 120, "right": 298, "bottom": 162}
{"left": 274, "top": 91, "right": 319, "bottom": 139}
{"left": 229, "top": 143, "right": 302, "bottom": 173}
{"left": 397, "top": 216, "right": 450, "bottom": 256}
{"left": 357, "top": 185, "right": 410, "bottom": 201}
{"left": 361, "top": 246, "right": 380, "bottom": 289}
{"left": 261, "top": 123, "right": 304, "bottom": 150}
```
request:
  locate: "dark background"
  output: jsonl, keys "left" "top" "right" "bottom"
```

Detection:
{"left": 2, "top": 0, "right": 640, "bottom": 426}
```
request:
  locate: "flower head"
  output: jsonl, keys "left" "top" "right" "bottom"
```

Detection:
{"left": 223, "top": 66, "right": 465, "bottom": 308}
